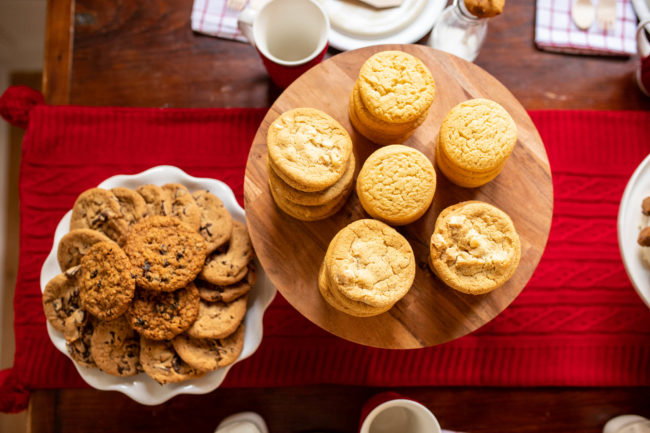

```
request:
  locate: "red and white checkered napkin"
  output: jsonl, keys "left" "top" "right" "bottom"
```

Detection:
{"left": 191, "top": 0, "right": 248, "bottom": 42}
{"left": 535, "top": 0, "right": 637, "bottom": 56}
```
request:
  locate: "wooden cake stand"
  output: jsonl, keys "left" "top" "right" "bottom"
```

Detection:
{"left": 244, "top": 44, "right": 553, "bottom": 349}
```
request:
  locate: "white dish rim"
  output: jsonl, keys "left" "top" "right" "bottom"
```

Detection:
{"left": 325, "top": 0, "right": 447, "bottom": 51}
{"left": 617, "top": 153, "right": 650, "bottom": 310}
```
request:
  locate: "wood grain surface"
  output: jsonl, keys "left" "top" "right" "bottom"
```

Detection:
{"left": 244, "top": 44, "right": 553, "bottom": 349}
{"left": 28, "top": 386, "right": 650, "bottom": 433}
{"left": 44, "top": 0, "right": 650, "bottom": 110}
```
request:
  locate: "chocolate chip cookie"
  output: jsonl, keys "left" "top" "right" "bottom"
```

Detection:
{"left": 192, "top": 190, "right": 233, "bottom": 253}
{"left": 136, "top": 184, "right": 172, "bottom": 217}
{"left": 79, "top": 241, "right": 135, "bottom": 321}
{"left": 186, "top": 295, "right": 248, "bottom": 340}
{"left": 163, "top": 183, "right": 201, "bottom": 231}
{"left": 172, "top": 324, "right": 245, "bottom": 372}
{"left": 90, "top": 316, "right": 141, "bottom": 377}
{"left": 111, "top": 187, "right": 147, "bottom": 227}
{"left": 140, "top": 337, "right": 205, "bottom": 384}
{"left": 43, "top": 267, "right": 83, "bottom": 333}
{"left": 66, "top": 318, "right": 96, "bottom": 368}
{"left": 124, "top": 216, "right": 207, "bottom": 292}
{"left": 199, "top": 221, "right": 253, "bottom": 286}
{"left": 70, "top": 188, "right": 129, "bottom": 245}
{"left": 196, "top": 262, "right": 255, "bottom": 303}
{"left": 126, "top": 282, "right": 200, "bottom": 340}
{"left": 57, "top": 229, "right": 114, "bottom": 271}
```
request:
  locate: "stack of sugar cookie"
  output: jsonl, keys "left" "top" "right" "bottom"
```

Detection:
{"left": 356, "top": 145, "right": 436, "bottom": 226}
{"left": 429, "top": 201, "right": 521, "bottom": 295}
{"left": 349, "top": 50, "right": 436, "bottom": 145}
{"left": 267, "top": 107, "right": 355, "bottom": 221}
{"left": 318, "top": 219, "right": 415, "bottom": 317}
{"left": 436, "top": 98, "right": 517, "bottom": 188}
{"left": 43, "top": 184, "right": 255, "bottom": 384}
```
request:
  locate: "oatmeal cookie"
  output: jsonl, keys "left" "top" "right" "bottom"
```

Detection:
{"left": 124, "top": 216, "right": 207, "bottom": 291}
{"left": 126, "top": 282, "right": 200, "bottom": 340}
{"left": 79, "top": 241, "right": 135, "bottom": 321}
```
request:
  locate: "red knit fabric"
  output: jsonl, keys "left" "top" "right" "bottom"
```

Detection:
{"left": 1, "top": 87, "right": 649, "bottom": 413}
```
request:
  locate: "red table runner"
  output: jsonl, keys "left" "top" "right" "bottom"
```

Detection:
{"left": 1, "top": 86, "right": 649, "bottom": 413}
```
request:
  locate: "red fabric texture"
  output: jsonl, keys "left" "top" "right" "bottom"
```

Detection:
{"left": 1, "top": 86, "right": 649, "bottom": 413}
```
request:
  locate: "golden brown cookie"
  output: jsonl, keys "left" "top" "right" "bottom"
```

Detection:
{"left": 124, "top": 216, "right": 207, "bottom": 292}
{"left": 192, "top": 190, "right": 233, "bottom": 253}
{"left": 140, "top": 337, "right": 205, "bottom": 384}
{"left": 464, "top": 0, "right": 505, "bottom": 18}
{"left": 136, "top": 184, "right": 172, "bottom": 217}
{"left": 356, "top": 145, "right": 436, "bottom": 226}
{"left": 196, "top": 261, "right": 256, "bottom": 303}
{"left": 318, "top": 260, "right": 392, "bottom": 317}
{"left": 429, "top": 201, "right": 521, "bottom": 295}
{"left": 437, "top": 98, "right": 517, "bottom": 188}
{"left": 172, "top": 324, "right": 245, "bottom": 372}
{"left": 186, "top": 295, "right": 248, "bottom": 340}
{"left": 57, "top": 229, "right": 114, "bottom": 271}
{"left": 267, "top": 153, "right": 356, "bottom": 207}
{"left": 70, "top": 188, "right": 129, "bottom": 245}
{"left": 349, "top": 80, "right": 426, "bottom": 145}
{"left": 66, "top": 318, "right": 96, "bottom": 368}
{"left": 111, "top": 187, "right": 147, "bottom": 227}
{"left": 199, "top": 221, "right": 253, "bottom": 286}
{"left": 90, "top": 316, "right": 141, "bottom": 377}
{"left": 42, "top": 267, "right": 83, "bottom": 333}
{"left": 126, "top": 282, "right": 200, "bottom": 340}
{"left": 79, "top": 241, "right": 135, "bottom": 321}
{"left": 268, "top": 177, "right": 351, "bottom": 222}
{"left": 163, "top": 183, "right": 202, "bottom": 231}
{"left": 357, "top": 51, "right": 436, "bottom": 124}
{"left": 267, "top": 107, "right": 353, "bottom": 192}
{"left": 326, "top": 219, "right": 415, "bottom": 308}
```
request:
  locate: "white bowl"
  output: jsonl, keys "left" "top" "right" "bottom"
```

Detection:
{"left": 618, "top": 154, "right": 650, "bottom": 310}
{"left": 39, "top": 165, "right": 277, "bottom": 405}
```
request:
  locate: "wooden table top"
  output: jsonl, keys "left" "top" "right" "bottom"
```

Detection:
{"left": 35, "top": 0, "right": 650, "bottom": 432}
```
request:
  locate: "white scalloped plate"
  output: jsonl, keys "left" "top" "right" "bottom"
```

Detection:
{"left": 39, "top": 165, "right": 277, "bottom": 405}
{"left": 618, "top": 154, "right": 650, "bottom": 310}
{"left": 319, "top": 0, "right": 446, "bottom": 51}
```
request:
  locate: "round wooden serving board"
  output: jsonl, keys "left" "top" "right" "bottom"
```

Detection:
{"left": 244, "top": 44, "right": 553, "bottom": 349}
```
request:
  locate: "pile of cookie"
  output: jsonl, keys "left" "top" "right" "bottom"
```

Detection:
{"left": 348, "top": 51, "right": 436, "bottom": 145}
{"left": 266, "top": 107, "right": 356, "bottom": 221}
{"left": 264, "top": 50, "right": 522, "bottom": 317}
{"left": 42, "top": 183, "right": 255, "bottom": 384}
{"left": 318, "top": 219, "right": 415, "bottom": 317}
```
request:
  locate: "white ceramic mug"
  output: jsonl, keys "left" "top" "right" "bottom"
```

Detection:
{"left": 237, "top": 0, "right": 330, "bottom": 88}
{"left": 360, "top": 399, "right": 442, "bottom": 433}
{"left": 636, "top": 19, "right": 650, "bottom": 96}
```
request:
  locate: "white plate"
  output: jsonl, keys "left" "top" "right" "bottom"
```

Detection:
{"left": 618, "top": 153, "right": 650, "bottom": 310}
{"left": 632, "top": 0, "right": 650, "bottom": 22}
{"left": 39, "top": 165, "right": 277, "bottom": 405}
{"left": 319, "top": 0, "right": 447, "bottom": 51}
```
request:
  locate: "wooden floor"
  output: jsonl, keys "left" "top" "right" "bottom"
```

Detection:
{"left": 28, "top": 386, "right": 650, "bottom": 433}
